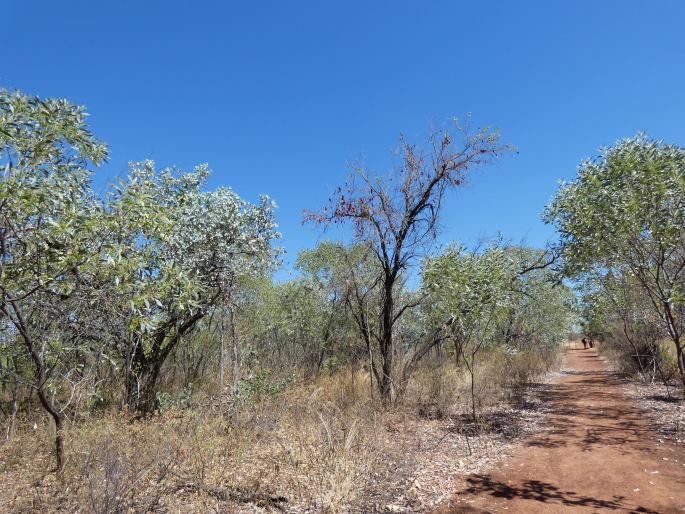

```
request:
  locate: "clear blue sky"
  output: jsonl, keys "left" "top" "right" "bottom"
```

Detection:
{"left": 5, "top": 1, "right": 685, "bottom": 277}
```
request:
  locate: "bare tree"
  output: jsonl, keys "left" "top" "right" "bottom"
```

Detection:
{"left": 305, "top": 120, "right": 510, "bottom": 403}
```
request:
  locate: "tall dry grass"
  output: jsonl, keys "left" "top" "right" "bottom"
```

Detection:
{"left": 0, "top": 346, "right": 561, "bottom": 512}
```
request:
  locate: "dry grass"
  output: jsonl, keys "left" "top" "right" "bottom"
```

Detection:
{"left": 0, "top": 348, "right": 561, "bottom": 513}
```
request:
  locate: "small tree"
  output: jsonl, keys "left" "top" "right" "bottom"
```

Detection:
{"left": 0, "top": 89, "right": 107, "bottom": 471}
{"left": 494, "top": 246, "right": 575, "bottom": 352}
{"left": 424, "top": 243, "right": 568, "bottom": 419}
{"left": 423, "top": 243, "right": 514, "bottom": 420}
{"left": 546, "top": 134, "right": 685, "bottom": 391}
{"left": 580, "top": 272, "right": 669, "bottom": 382}
{"left": 296, "top": 241, "right": 377, "bottom": 379}
{"left": 305, "top": 120, "right": 509, "bottom": 403}
{"left": 102, "top": 161, "right": 279, "bottom": 412}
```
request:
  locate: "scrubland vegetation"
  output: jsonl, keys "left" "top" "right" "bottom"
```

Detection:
{"left": 546, "top": 135, "right": 685, "bottom": 393}
{"left": 2, "top": 87, "right": 685, "bottom": 512}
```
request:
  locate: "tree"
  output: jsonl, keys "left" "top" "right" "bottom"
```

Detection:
{"left": 0, "top": 89, "right": 107, "bottom": 471}
{"left": 423, "top": 243, "right": 514, "bottom": 420}
{"left": 546, "top": 134, "right": 685, "bottom": 391}
{"left": 305, "top": 120, "right": 509, "bottom": 403}
{"left": 579, "top": 272, "right": 669, "bottom": 382}
{"left": 296, "top": 241, "right": 376, "bottom": 377}
{"left": 494, "top": 246, "right": 574, "bottom": 352}
{"left": 424, "top": 243, "right": 570, "bottom": 419}
{"left": 101, "top": 161, "right": 279, "bottom": 412}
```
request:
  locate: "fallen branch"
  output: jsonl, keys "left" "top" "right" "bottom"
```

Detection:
{"left": 177, "top": 482, "right": 288, "bottom": 511}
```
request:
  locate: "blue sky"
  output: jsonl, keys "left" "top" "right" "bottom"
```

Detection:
{"left": 5, "top": 1, "right": 685, "bottom": 277}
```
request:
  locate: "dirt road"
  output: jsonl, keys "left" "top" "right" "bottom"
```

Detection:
{"left": 437, "top": 347, "right": 685, "bottom": 513}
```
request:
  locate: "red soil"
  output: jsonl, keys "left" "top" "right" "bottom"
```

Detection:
{"left": 436, "top": 347, "right": 685, "bottom": 513}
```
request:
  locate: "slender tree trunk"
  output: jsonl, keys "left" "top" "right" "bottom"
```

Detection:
{"left": 351, "top": 359, "right": 356, "bottom": 392}
{"left": 219, "top": 315, "right": 226, "bottom": 389}
{"left": 315, "top": 348, "right": 326, "bottom": 377}
{"left": 3, "top": 302, "right": 65, "bottom": 472}
{"left": 124, "top": 337, "right": 145, "bottom": 411}
{"left": 466, "top": 353, "right": 477, "bottom": 422}
{"left": 7, "top": 383, "right": 18, "bottom": 440}
{"left": 379, "top": 344, "right": 393, "bottom": 403}
{"left": 367, "top": 342, "right": 375, "bottom": 401}
{"left": 659, "top": 300, "right": 685, "bottom": 395}
{"left": 229, "top": 307, "right": 240, "bottom": 397}
{"left": 6, "top": 356, "right": 20, "bottom": 440}
{"left": 379, "top": 279, "right": 394, "bottom": 404}
{"left": 454, "top": 335, "right": 464, "bottom": 367}
{"left": 36, "top": 386, "right": 65, "bottom": 473}
{"left": 32, "top": 346, "right": 65, "bottom": 472}
{"left": 676, "top": 342, "right": 685, "bottom": 394}
{"left": 621, "top": 317, "right": 647, "bottom": 378}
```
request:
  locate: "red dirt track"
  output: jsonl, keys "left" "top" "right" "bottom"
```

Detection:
{"left": 436, "top": 347, "right": 685, "bottom": 513}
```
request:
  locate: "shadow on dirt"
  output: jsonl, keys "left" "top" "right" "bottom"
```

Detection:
{"left": 439, "top": 350, "right": 677, "bottom": 514}
{"left": 440, "top": 352, "right": 661, "bottom": 453}
{"left": 506, "top": 363, "right": 659, "bottom": 453}
{"left": 445, "top": 381, "right": 556, "bottom": 439}
{"left": 458, "top": 474, "right": 660, "bottom": 513}
{"left": 647, "top": 393, "right": 683, "bottom": 404}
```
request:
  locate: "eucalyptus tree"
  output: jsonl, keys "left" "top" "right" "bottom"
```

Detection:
{"left": 305, "top": 121, "right": 509, "bottom": 403}
{"left": 546, "top": 135, "right": 685, "bottom": 390}
{"left": 296, "top": 241, "right": 377, "bottom": 375}
{"left": 423, "top": 244, "right": 514, "bottom": 419}
{"left": 495, "top": 246, "right": 575, "bottom": 352}
{"left": 423, "top": 243, "right": 569, "bottom": 419}
{"left": 272, "top": 278, "right": 334, "bottom": 372}
{"left": 580, "top": 272, "right": 667, "bottom": 381}
{"left": 102, "top": 161, "right": 279, "bottom": 412}
{"left": 0, "top": 89, "right": 107, "bottom": 471}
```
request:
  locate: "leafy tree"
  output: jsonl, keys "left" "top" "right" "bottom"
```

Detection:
{"left": 100, "top": 161, "right": 279, "bottom": 412}
{"left": 424, "top": 243, "right": 569, "bottom": 419}
{"left": 273, "top": 278, "right": 335, "bottom": 373}
{"left": 0, "top": 89, "right": 107, "bottom": 471}
{"left": 546, "top": 134, "right": 685, "bottom": 390}
{"left": 495, "top": 246, "right": 575, "bottom": 352}
{"left": 580, "top": 272, "right": 670, "bottom": 381}
{"left": 423, "top": 243, "right": 514, "bottom": 419}
{"left": 296, "top": 241, "right": 376, "bottom": 375}
{"left": 305, "top": 121, "right": 509, "bottom": 403}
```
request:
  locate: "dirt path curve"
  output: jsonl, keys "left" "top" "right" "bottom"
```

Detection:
{"left": 436, "top": 347, "right": 685, "bottom": 513}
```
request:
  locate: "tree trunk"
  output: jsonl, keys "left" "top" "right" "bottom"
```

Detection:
{"left": 454, "top": 336, "right": 464, "bottom": 367}
{"left": 3, "top": 302, "right": 65, "bottom": 473}
{"left": 367, "top": 342, "right": 375, "bottom": 401}
{"left": 219, "top": 316, "right": 226, "bottom": 389}
{"left": 315, "top": 348, "right": 326, "bottom": 377}
{"left": 471, "top": 358, "right": 477, "bottom": 422}
{"left": 661, "top": 301, "right": 685, "bottom": 395}
{"left": 30, "top": 343, "right": 65, "bottom": 472}
{"left": 621, "top": 317, "right": 648, "bottom": 378}
{"left": 6, "top": 361, "right": 19, "bottom": 441}
{"left": 36, "top": 386, "right": 65, "bottom": 473}
{"left": 229, "top": 307, "right": 240, "bottom": 397}
{"left": 379, "top": 279, "right": 394, "bottom": 404}
{"left": 124, "top": 337, "right": 146, "bottom": 412}
{"left": 125, "top": 343, "right": 163, "bottom": 414}
{"left": 125, "top": 311, "right": 206, "bottom": 413}
{"left": 675, "top": 342, "right": 685, "bottom": 395}
{"left": 136, "top": 357, "right": 166, "bottom": 414}
{"left": 7, "top": 385, "right": 18, "bottom": 440}
{"left": 466, "top": 353, "right": 477, "bottom": 423}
